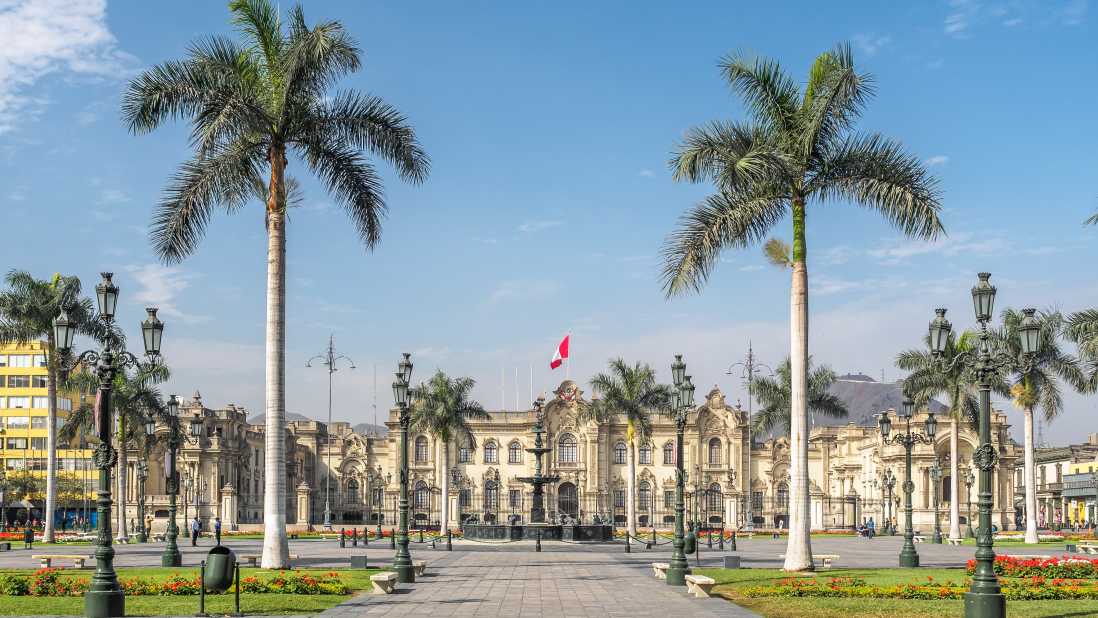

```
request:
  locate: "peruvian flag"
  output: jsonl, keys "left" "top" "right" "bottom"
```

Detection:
{"left": 550, "top": 334, "right": 570, "bottom": 370}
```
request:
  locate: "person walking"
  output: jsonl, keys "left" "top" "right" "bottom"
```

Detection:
{"left": 145, "top": 514, "right": 153, "bottom": 541}
{"left": 214, "top": 517, "right": 222, "bottom": 546}
{"left": 868, "top": 517, "right": 876, "bottom": 539}
{"left": 190, "top": 517, "right": 201, "bottom": 547}
{"left": 23, "top": 524, "right": 33, "bottom": 550}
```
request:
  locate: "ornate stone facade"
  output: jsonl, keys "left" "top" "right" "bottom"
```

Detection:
{"left": 123, "top": 381, "right": 1021, "bottom": 534}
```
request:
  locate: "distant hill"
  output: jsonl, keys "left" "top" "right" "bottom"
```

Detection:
{"left": 823, "top": 373, "right": 947, "bottom": 428}
{"left": 352, "top": 423, "right": 388, "bottom": 437}
{"left": 247, "top": 412, "right": 313, "bottom": 424}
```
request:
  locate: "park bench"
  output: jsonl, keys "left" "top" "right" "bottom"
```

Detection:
{"left": 370, "top": 572, "right": 397, "bottom": 594}
{"left": 652, "top": 562, "right": 669, "bottom": 579}
{"left": 780, "top": 553, "right": 840, "bottom": 568}
{"left": 33, "top": 554, "right": 90, "bottom": 569}
{"left": 685, "top": 574, "right": 716, "bottom": 598}
{"left": 413, "top": 560, "right": 427, "bottom": 576}
{"left": 913, "top": 535, "right": 926, "bottom": 543}
{"left": 946, "top": 538, "right": 963, "bottom": 546}
{"left": 239, "top": 553, "right": 299, "bottom": 567}
{"left": 1078, "top": 543, "right": 1098, "bottom": 555}
{"left": 1003, "top": 554, "right": 1052, "bottom": 561}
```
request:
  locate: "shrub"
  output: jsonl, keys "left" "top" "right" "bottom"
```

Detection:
{"left": 0, "top": 574, "right": 30, "bottom": 596}
{"left": 966, "top": 555, "right": 1098, "bottom": 579}
{"left": 740, "top": 575, "right": 1098, "bottom": 601}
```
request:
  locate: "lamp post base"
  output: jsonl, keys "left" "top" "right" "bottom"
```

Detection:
{"left": 963, "top": 590, "right": 1005, "bottom": 618}
{"left": 666, "top": 563, "right": 687, "bottom": 586}
{"left": 161, "top": 550, "right": 181, "bottom": 567}
{"left": 84, "top": 587, "right": 125, "bottom": 618}
{"left": 899, "top": 549, "right": 920, "bottom": 568}
{"left": 933, "top": 531, "right": 943, "bottom": 544}
{"left": 394, "top": 563, "right": 415, "bottom": 583}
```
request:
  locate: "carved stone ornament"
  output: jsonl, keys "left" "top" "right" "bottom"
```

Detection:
{"left": 973, "top": 443, "right": 999, "bottom": 471}
{"left": 93, "top": 442, "right": 117, "bottom": 469}
{"left": 902, "top": 480, "right": 915, "bottom": 494}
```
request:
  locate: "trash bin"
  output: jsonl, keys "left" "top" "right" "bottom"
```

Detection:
{"left": 203, "top": 545, "right": 237, "bottom": 593}
{"left": 684, "top": 530, "right": 696, "bottom": 555}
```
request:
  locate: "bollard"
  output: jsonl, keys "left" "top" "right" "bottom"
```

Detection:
{"left": 352, "top": 528, "right": 358, "bottom": 547}
{"left": 197, "top": 560, "right": 209, "bottom": 617}
{"left": 624, "top": 535, "right": 631, "bottom": 553}
{"left": 719, "top": 531, "right": 725, "bottom": 551}
{"left": 419, "top": 528, "right": 424, "bottom": 544}
{"left": 390, "top": 528, "right": 396, "bottom": 549}
{"left": 652, "top": 528, "right": 657, "bottom": 545}
{"left": 730, "top": 530, "right": 737, "bottom": 552}
{"left": 707, "top": 528, "right": 713, "bottom": 548}
{"left": 231, "top": 562, "right": 242, "bottom": 618}
{"left": 536, "top": 529, "right": 542, "bottom": 552}
{"left": 446, "top": 530, "right": 453, "bottom": 552}
{"left": 363, "top": 527, "right": 368, "bottom": 546}
{"left": 340, "top": 527, "right": 346, "bottom": 548}
{"left": 376, "top": 522, "right": 383, "bottom": 539}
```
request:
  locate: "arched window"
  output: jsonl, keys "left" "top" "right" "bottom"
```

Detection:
{"left": 776, "top": 483, "right": 789, "bottom": 510}
{"left": 558, "top": 434, "right": 577, "bottom": 464}
{"left": 484, "top": 441, "right": 498, "bottom": 464}
{"left": 639, "top": 443, "right": 652, "bottom": 465}
{"left": 414, "top": 481, "right": 429, "bottom": 510}
{"left": 346, "top": 478, "right": 359, "bottom": 503}
{"left": 414, "top": 436, "right": 429, "bottom": 463}
{"left": 613, "top": 441, "right": 627, "bottom": 465}
{"left": 708, "top": 437, "right": 721, "bottom": 464}
{"left": 484, "top": 480, "right": 498, "bottom": 511}
{"left": 638, "top": 481, "right": 651, "bottom": 511}
{"left": 707, "top": 482, "right": 721, "bottom": 512}
{"left": 663, "top": 442, "right": 674, "bottom": 465}
{"left": 508, "top": 441, "right": 522, "bottom": 464}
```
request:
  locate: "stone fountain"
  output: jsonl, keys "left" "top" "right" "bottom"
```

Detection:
{"left": 515, "top": 396, "right": 559, "bottom": 524}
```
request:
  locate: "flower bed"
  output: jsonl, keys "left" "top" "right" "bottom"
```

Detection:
{"left": 0, "top": 569, "right": 350, "bottom": 597}
{"left": 740, "top": 575, "right": 1098, "bottom": 601}
{"left": 966, "top": 555, "right": 1098, "bottom": 579}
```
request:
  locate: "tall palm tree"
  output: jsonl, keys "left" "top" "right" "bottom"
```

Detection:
{"left": 589, "top": 359, "right": 672, "bottom": 538}
{"left": 996, "top": 308, "right": 1086, "bottom": 543}
{"left": 751, "top": 357, "right": 847, "bottom": 437}
{"left": 61, "top": 361, "right": 169, "bottom": 540}
{"left": 409, "top": 371, "right": 488, "bottom": 533}
{"left": 0, "top": 271, "right": 98, "bottom": 542}
{"left": 122, "top": 0, "right": 429, "bottom": 568}
{"left": 896, "top": 331, "right": 982, "bottom": 540}
{"left": 1065, "top": 309, "right": 1098, "bottom": 393}
{"left": 660, "top": 44, "right": 942, "bottom": 570}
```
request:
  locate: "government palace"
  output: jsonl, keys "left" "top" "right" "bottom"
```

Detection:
{"left": 114, "top": 375, "right": 1081, "bottom": 536}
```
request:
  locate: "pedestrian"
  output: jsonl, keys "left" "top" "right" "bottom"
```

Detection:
{"left": 145, "top": 515, "right": 153, "bottom": 541}
{"left": 23, "top": 524, "right": 33, "bottom": 550}
{"left": 868, "top": 517, "right": 876, "bottom": 539}
{"left": 214, "top": 517, "right": 222, "bottom": 545}
{"left": 190, "top": 517, "right": 201, "bottom": 547}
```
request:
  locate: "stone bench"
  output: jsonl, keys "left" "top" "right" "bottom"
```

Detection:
{"left": 946, "top": 538, "right": 963, "bottom": 546}
{"left": 413, "top": 560, "right": 427, "bottom": 576}
{"left": 1078, "top": 544, "right": 1098, "bottom": 555}
{"left": 370, "top": 572, "right": 397, "bottom": 594}
{"left": 652, "top": 562, "right": 669, "bottom": 579}
{"left": 239, "top": 554, "right": 299, "bottom": 567}
{"left": 685, "top": 574, "right": 716, "bottom": 598}
{"left": 780, "top": 553, "right": 840, "bottom": 568}
{"left": 1003, "top": 554, "right": 1052, "bottom": 561}
{"left": 33, "top": 555, "right": 90, "bottom": 569}
{"left": 913, "top": 535, "right": 926, "bottom": 543}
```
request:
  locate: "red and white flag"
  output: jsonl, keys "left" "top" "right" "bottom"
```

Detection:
{"left": 550, "top": 334, "right": 570, "bottom": 370}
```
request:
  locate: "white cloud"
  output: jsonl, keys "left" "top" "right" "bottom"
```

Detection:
{"left": 852, "top": 33, "right": 892, "bottom": 57}
{"left": 924, "top": 155, "right": 950, "bottom": 166}
{"left": 487, "top": 279, "right": 560, "bottom": 304}
{"left": 638, "top": 169, "right": 655, "bottom": 178}
{"left": 738, "top": 264, "right": 764, "bottom": 272}
{"left": 868, "top": 232, "right": 1007, "bottom": 265}
{"left": 517, "top": 220, "right": 562, "bottom": 233}
{"left": 1003, "top": 17, "right": 1024, "bottom": 26}
{"left": 821, "top": 245, "right": 856, "bottom": 266}
{"left": 126, "top": 264, "right": 210, "bottom": 324}
{"left": 944, "top": 0, "right": 977, "bottom": 36}
{"left": 1060, "top": 0, "right": 1088, "bottom": 25}
{"left": 0, "top": 0, "right": 134, "bottom": 134}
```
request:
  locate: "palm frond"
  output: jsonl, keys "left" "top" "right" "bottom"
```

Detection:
{"left": 763, "top": 237, "right": 791, "bottom": 268}
{"left": 282, "top": 14, "right": 361, "bottom": 111}
{"left": 718, "top": 52, "right": 800, "bottom": 133}
{"left": 669, "top": 120, "right": 785, "bottom": 190}
{"left": 297, "top": 136, "right": 386, "bottom": 249}
{"left": 229, "top": 0, "right": 284, "bottom": 75}
{"left": 799, "top": 43, "right": 874, "bottom": 162}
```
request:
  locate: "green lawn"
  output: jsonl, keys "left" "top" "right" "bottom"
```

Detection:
{"left": 0, "top": 566, "right": 386, "bottom": 616}
{"left": 693, "top": 567, "right": 1098, "bottom": 618}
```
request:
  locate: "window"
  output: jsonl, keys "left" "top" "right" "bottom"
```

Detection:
{"left": 0, "top": 376, "right": 5, "bottom": 387}
{"left": 613, "top": 442, "right": 627, "bottom": 465}
{"left": 483, "top": 441, "right": 497, "bottom": 464}
{"left": 28, "top": 458, "right": 46, "bottom": 470}
{"left": 7, "top": 355, "right": 31, "bottom": 368}
{"left": 458, "top": 489, "right": 471, "bottom": 509}
{"left": 414, "top": 481, "right": 429, "bottom": 509}
{"left": 508, "top": 441, "right": 522, "bottom": 464}
{"left": 664, "top": 490, "right": 675, "bottom": 509}
{"left": 558, "top": 434, "right": 577, "bottom": 464}
{"left": 638, "top": 481, "right": 651, "bottom": 511}
{"left": 34, "top": 355, "right": 46, "bottom": 368}
{"left": 484, "top": 481, "right": 498, "bottom": 510}
{"left": 414, "top": 436, "right": 429, "bottom": 463}
{"left": 663, "top": 442, "right": 674, "bottom": 465}
{"left": 0, "top": 355, "right": 6, "bottom": 366}
{"left": 639, "top": 444, "right": 652, "bottom": 465}
{"left": 346, "top": 479, "right": 359, "bottom": 502}
{"left": 6, "top": 416, "right": 29, "bottom": 427}
{"left": 708, "top": 438, "right": 721, "bottom": 464}
{"left": 7, "top": 376, "right": 30, "bottom": 388}
{"left": 32, "top": 398, "right": 49, "bottom": 410}
{"left": 31, "top": 416, "right": 47, "bottom": 428}
{"left": 7, "top": 398, "right": 29, "bottom": 410}
{"left": 458, "top": 446, "right": 470, "bottom": 463}
{"left": 31, "top": 376, "right": 47, "bottom": 388}
{"left": 751, "top": 491, "right": 763, "bottom": 512}
{"left": 776, "top": 484, "right": 789, "bottom": 510}
{"left": 6, "top": 459, "right": 25, "bottom": 470}
{"left": 613, "top": 489, "right": 625, "bottom": 509}
{"left": 6, "top": 438, "right": 28, "bottom": 450}
{"left": 58, "top": 398, "right": 72, "bottom": 411}
{"left": 509, "top": 489, "right": 522, "bottom": 509}
{"left": 707, "top": 483, "right": 721, "bottom": 512}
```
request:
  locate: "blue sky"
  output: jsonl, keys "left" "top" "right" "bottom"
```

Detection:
{"left": 1, "top": 0, "right": 1096, "bottom": 445}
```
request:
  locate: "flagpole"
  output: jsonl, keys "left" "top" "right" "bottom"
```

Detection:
{"left": 501, "top": 367, "right": 505, "bottom": 410}
{"left": 566, "top": 331, "right": 571, "bottom": 380}
{"left": 514, "top": 367, "right": 519, "bottom": 411}
{"left": 529, "top": 364, "right": 533, "bottom": 408}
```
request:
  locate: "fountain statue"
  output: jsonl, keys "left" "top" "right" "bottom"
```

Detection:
{"left": 516, "top": 396, "right": 560, "bottom": 524}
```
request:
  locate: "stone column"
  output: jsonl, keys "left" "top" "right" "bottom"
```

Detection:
{"left": 221, "top": 483, "right": 238, "bottom": 529}
{"left": 296, "top": 482, "right": 312, "bottom": 526}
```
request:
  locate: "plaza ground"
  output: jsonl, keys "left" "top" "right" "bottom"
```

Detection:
{"left": 0, "top": 534, "right": 1095, "bottom": 616}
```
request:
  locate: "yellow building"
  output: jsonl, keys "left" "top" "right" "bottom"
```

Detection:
{"left": 0, "top": 341, "right": 94, "bottom": 527}
{"left": 1064, "top": 436, "right": 1098, "bottom": 526}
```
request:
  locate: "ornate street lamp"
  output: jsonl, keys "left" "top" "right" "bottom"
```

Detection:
{"left": 963, "top": 467, "right": 976, "bottom": 539}
{"left": 878, "top": 395, "right": 936, "bottom": 567}
{"left": 665, "top": 355, "right": 693, "bottom": 587}
{"left": 391, "top": 353, "right": 415, "bottom": 583}
{"left": 927, "top": 273, "right": 1041, "bottom": 618}
{"left": 55, "top": 273, "right": 165, "bottom": 618}
{"left": 135, "top": 459, "right": 149, "bottom": 544}
{"left": 929, "top": 459, "right": 943, "bottom": 544}
{"left": 883, "top": 468, "right": 896, "bottom": 535}
{"left": 151, "top": 395, "right": 200, "bottom": 567}
{"left": 307, "top": 336, "right": 355, "bottom": 529}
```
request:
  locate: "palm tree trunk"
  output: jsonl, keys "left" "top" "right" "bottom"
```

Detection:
{"left": 116, "top": 410, "right": 129, "bottom": 541}
{"left": 44, "top": 336, "right": 58, "bottom": 542}
{"left": 1023, "top": 407, "right": 1039, "bottom": 544}
{"left": 440, "top": 442, "right": 450, "bottom": 533}
{"left": 261, "top": 146, "right": 290, "bottom": 569}
{"left": 783, "top": 198, "right": 813, "bottom": 572}
{"left": 627, "top": 437, "right": 637, "bottom": 538}
{"left": 949, "top": 418, "right": 960, "bottom": 539}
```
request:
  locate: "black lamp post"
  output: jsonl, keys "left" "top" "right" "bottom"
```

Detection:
{"left": 54, "top": 272, "right": 165, "bottom": 618}
{"left": 963, "top": 467, "right": 975, "bottom": 539}
{"left": 930, "top": 459, "right": 943, "bottom": 544}
{"left": 135, "top": 459, "right": 148, "bottom": 543}
{"left": 154, "top": 395, "right": 200, "bottom": 567}
{"left": 0, "top": 470, "right": 7, "bottom": 533}
{"left": 927, "top": 272, "right": 1042, "bottom": 618}
{"left": 391, "top": 353, "right": 415, "bottom": 583}
{"left": 883, "top": 469, "right": 895, "bottom": 535}
{"left": 666, "top": 354, "right": 694, "bottom": 587}
{"left": 878, "top": 395, "right": 936, "bottom": 567}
